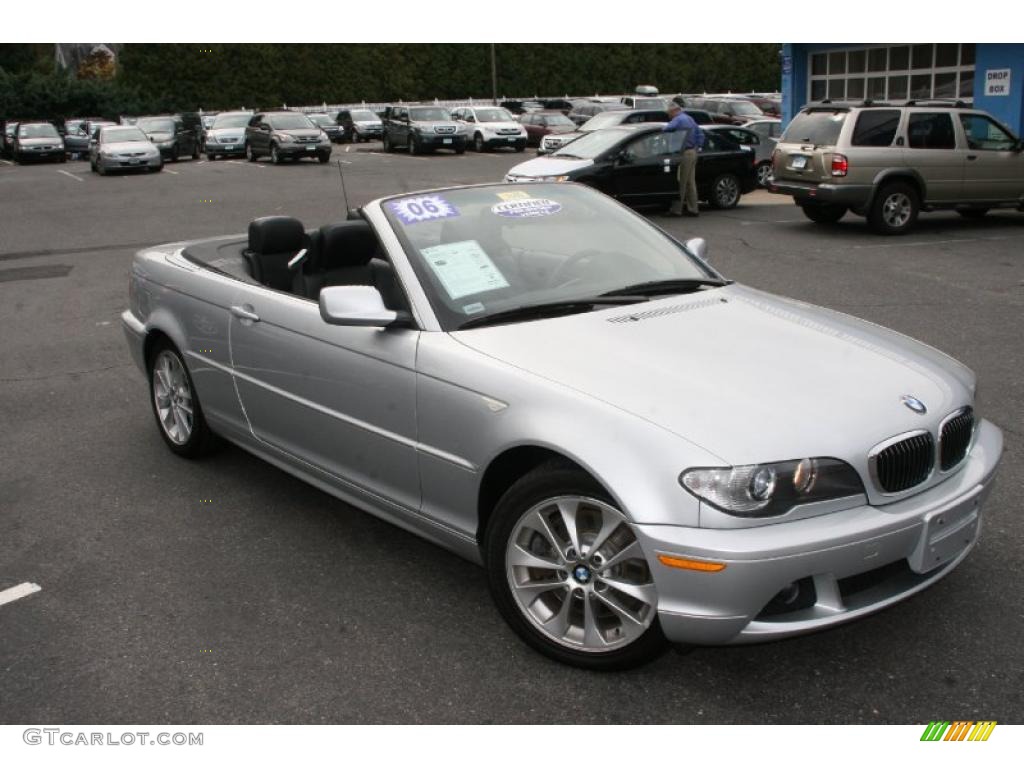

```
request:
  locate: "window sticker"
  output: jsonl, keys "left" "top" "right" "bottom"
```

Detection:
{"left": 420, "top": 240, "right": 510, "bottom": 300}
{"left": 462, "top": 302, "right": 486, "bottom": 315}
{"left": 491, "top": 198, "right": 562, "bottom": 218}
{"left": 496, "top": 190, "right": 532, "bottom": 202}
{"left": 388, "top": 195, "right": 460, "bottom": 225}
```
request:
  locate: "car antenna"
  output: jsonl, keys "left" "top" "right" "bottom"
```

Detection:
{"left": 335, "top": 159, "right": 351, "bottom": 215}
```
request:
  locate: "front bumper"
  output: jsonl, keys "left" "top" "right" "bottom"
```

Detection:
{"left": 97, "top": 154, "right": 162, "bottom": 171}
{"left": 637, "top": 418, "right": 1003, "bottom": 645}
{"left": 353, "top": 126, "right": 383, "bottom": 139}
{"left": 768, "top": 178, "right": 874, "bottom": 208}
{"left": 276, "top": 142, "right": 331, "bottom": 158}
{"left": 205, "top": 142, "right": 246, "bottom": 156}
{"left": 482, "top": 134, "right": 527, "bottom": 149}
{"left": 16, "top": 147, "right": 65, "bottom": 161}
{"left": 416, "top": 133, "right": 467, "bottom": 149}
{"left": 122, "top": 310, "right": 147, "bottom": 373}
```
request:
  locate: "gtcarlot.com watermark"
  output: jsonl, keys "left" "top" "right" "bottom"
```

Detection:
{"left": 23, "top": 728, "right": 203, "bottom": 747}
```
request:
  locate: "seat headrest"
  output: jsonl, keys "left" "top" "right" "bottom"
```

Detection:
{"left": 249, "top": 216, "right": 305, "bottom": 255}
{"left": 318, "top": 221, "right": 378, "bottom": 270}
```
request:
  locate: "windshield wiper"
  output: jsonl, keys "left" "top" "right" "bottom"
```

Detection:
{"left": 599, "top": 277, "right": 729, "bottom": 298}
{"left": 553, "top": 153, "right": 581, "bottom": 159}
{"left": 457, "top": 297, "right": 642, "bottom": 330}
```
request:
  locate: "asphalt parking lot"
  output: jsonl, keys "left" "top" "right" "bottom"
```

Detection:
{"left": 1, "top": 143, "right": 1022, "bottom": 724}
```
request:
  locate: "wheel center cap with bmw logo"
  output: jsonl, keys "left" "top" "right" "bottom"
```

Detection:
{"left": 901, "top": 395, "right": 927, "bottom": 414}
{"left": 573, "top": 565, "right": 593, "bottom": 584}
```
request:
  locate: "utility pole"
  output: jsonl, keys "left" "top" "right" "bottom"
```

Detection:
{"left": 490, "top": 43, "right": 498, "bottom": 105}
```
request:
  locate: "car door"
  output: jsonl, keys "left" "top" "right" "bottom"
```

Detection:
{"left": 957, "top": 112, "right": 1024, "bottom": 202}
{"left": 612, "top": 131, "right": 683, "bottom": 203}
{"left": 228, "top": 284, "right": 422, "bottom": 513}
{"left": 697, "top": 132, "right": 741, "bottom": 188}
{"left": 902, "top": 111, "right": 965, "bottom": 202}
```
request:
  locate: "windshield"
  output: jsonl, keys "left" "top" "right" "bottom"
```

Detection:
{"left": 580, "top": 111, "right": 630, "bottom": 131}
{"left": 382, "top": 184, "right": 715, "bottom": 331}
{"left": 308, "top": 114, "right": 332, "bottom": 127}
{"left": 633, "top": 98, "right": 667, "bottom": 110}
{"left": 542, "top": 113, "right": 575, "bottom": 128}
{"left": 212, "top": 113, "right": 252, "bottom": 129}
{"left": 65, "top": 120, "right": 87, "bottom": 135}
{"left": 137, "top": 118, "right": 176, "bottom": 134}
{"left": 474, "top": 108, "right": 514, "bottom": 122}
{"left": 101, "top": 127, "right": 148, "bottom": 143}
{"left": 552, "top": 129, "right": 628, "bottom": 158}
{"left": 18, "top": 124, "right": 59, "bottom": 139}
{"left": 267, "top": 114, "right": 314, "bottom": 130}
{"left": 409, "top": 107, "right": 451, "bottom": 121}
{"left": 351, "top": 110, "right": 378, "bottom": 121}
{"left": 729, "top": 101, "right": 763, "bottom": 117}
{"left": 782, "top": 110, "right": 847, "bottom": 146}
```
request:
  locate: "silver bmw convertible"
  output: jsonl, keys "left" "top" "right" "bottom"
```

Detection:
{"left": 122, "top": 182, "right": 1002, "bottom": 669}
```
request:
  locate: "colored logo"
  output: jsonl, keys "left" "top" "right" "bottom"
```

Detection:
{"left": 920, "top": 721, "right": 997, "bottom": 741}
{"left": 901, "top": 394, "right": 927, "bottom": 414}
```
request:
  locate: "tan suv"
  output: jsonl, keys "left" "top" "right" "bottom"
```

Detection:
{"left": 768, "top": 100, "right": 1024, "bottom": 234}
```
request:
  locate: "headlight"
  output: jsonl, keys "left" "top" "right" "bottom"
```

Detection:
{"left": 157, "top": 140, "right": 173, "bottom": 148}
{"left": 680, "top": 458, "right": 864, "bottom": 518}
{"left": 273, "top": 133, "right": 294, "bottom": 143}
{"left": 319, "top": 131, "right": 328, "bottom": 141}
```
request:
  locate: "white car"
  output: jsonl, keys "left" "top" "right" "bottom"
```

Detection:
{"left": 451, "top": 106, "right": 527, "bottom": 153}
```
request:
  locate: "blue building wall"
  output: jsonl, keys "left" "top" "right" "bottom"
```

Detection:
{"left": 780, "top": 43, "right": 1024, "bottom": 136}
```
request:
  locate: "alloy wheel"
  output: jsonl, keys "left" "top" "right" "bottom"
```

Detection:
{"left": 505, "top": 496, "right": 657, "bottom": 653}
{"left": 882, "top": 192, "right": 913, "bottom": 228}
{"left": 152, "top": 350, "right": 194, "bottom": 445}
{"left": 715, "top": 175, "right": 740, "bottom": 207}
{"left": 756, "top": 162, "right": 771, "bottom": 187}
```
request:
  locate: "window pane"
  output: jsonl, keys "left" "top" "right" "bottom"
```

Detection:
{"left": 934, "top": 72, "right": 957, "bottom": 99}
{"left": 888, "top": 75, "right": 908, "bottom": 100}
{"left": 910, "top": 74, "right": 932, "bottom": 100}
{"left": 852, "top": 109, "right": 901, "bottom": 146}
{"left": 868, "top": 48, "right": 888, "bottom": 72}
{"left": 961, "top": 44, "right": 975, "bottom": 66}
{"left": 848, "top": 50, "right": 866, "bottom": 73}
{"left": 959, "top": 114, "right": 1016, "bottom": 150}
{"left": 828, "top": 78, "right": 846, "bottom": 100}
{"left": 912, "top": 44, "right": 933, "bottom": 70}
{"left": 935, "top": 44, "right": 958, "bottom": 68}
{"left": 868, "top": 77, "right": 887, "bottom": 100}
{"left": 847, "top": 78, "right": 865, "bottom": 100}
{"left": 829, "top": 51, "right": 846, "bottom": 75}
{"left": 959, "top": 70, "right": 975, "bottom": 98}
{"left": 811, "top": 79, "right": 827, "bottom": 101}
{"left": 907, "top": 113, "right": 956, "bottom": 150}
{"left": 890, "top": 46, "right": 910, "bottom": 71}
{"left": 812, "top": 53, "right": 828, "bottom": 76}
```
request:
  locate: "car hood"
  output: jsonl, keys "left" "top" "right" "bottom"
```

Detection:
{"left": 275, "top": 129, "right": 321, "bottom": 140}
{"left": 507, "top": 156, "right": 595, "bottom": 177}
{"left": 355, "top": 120, "right": 382, "bottom": 127}
{"left": 480, "top": 121, "right": 525, "bottom": 132}
{"left": 19, "top": 137, "right": 63, "bottom": 147}
{"left": 145, "top": 132, "right": 173, "bottom": 141}
{"left": 206, "top": 128, "right": 245, "bottom": 138}
{"left": 451, "top": 284, "right": 973, "bottom": 466}
{"left": 104, "top": 141, "right": 157, "bottom": 153}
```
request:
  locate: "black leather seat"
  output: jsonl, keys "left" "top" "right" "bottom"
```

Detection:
{"left": 293, "top": 221, "right": 376, "bottom": 299}
{"left": 244, "top": 216, "right": 306, "bottom": 292}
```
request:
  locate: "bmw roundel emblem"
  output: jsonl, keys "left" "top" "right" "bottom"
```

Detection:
{"left": 901, "top": 395, "right": 927, "bottom": 415}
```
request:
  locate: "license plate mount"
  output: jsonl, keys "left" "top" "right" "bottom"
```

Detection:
{"left": 908, "top": 492, "right": 981, "bottom": 573}
{"left": 791, "top": 155, "right": 808, "bottom": 170}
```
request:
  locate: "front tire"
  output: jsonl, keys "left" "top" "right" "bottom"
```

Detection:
{"left": 408, "top": 135, "right": 419, "bottom": 155}
{"left": 869, "top": 181, "right": 919, "bottom": 235}
{"left": 382, "top": 133, "right": 392, "bottom": 152}
{"left": 756, "top": 160, "right": 771, "bottom": 187}
{"left": 271, "top": 144, "right": 282, "bottom": 165}
{"left": 149, "top": 341, "right": 216, "bottom": 458}
{"left": 474, "top": 133, "right": 486, "bottom": 152}
{"left": 170, "top": 144, "right": 180, "bottom": 162}
{"left": 709, "top": 172, "right": 741, "bottom": 209}
{"left": 245, "top": 143, "right": 257, "bottom": 162}
{"left": 801, "top": 203, "right": 847, "bottom": 224}
{"left": 485, "top": 463, "right": 668, "bottom": 670}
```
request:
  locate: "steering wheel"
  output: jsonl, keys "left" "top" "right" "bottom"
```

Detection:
{"left": 548, "top": 248, "right": 615, "bottom": 289}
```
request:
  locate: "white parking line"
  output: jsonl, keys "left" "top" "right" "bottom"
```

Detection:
{"left": 164, "top": 169, "right": 179, "bottom": 175}
{"left": 195, "top": 160, "right": 206, "bottom": 165}
{"left": 0, "top": 159, "right": 13, "bottom": 166}
{"left": 57, "top": 169, "right": 84, "bottom": 182}
{"left": 0, "top": 582, "right": 41, "bottom": 607}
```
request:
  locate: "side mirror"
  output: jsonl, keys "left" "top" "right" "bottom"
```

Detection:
{"left": 685, "top": 237, "right": 709, "bottom": 262}
{"left": 319, "top": 285, "right": 408, "bottom": 328}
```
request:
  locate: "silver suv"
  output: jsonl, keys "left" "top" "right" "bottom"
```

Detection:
{"left": 769, "top": 100, "right": 1024, "bottom": 234}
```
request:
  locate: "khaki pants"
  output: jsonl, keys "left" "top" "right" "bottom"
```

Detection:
{"left": 670, "top": 148, "right": 699, "bottom": 215}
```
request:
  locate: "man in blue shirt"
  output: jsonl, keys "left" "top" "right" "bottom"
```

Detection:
{"left": 662, "top": 104, "right": 705, "bottom": 217}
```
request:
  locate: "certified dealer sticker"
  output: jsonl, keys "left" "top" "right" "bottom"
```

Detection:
{"left": 491, "top": 198, "right": 562, "bottom": 218}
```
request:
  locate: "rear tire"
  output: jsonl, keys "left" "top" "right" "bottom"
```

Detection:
{"left": 191, "top": 141, "right": 200, "bottom": 160}
{"left": 709, "top": 173, "right": 741, "bottom": 209}
{"left": 484, "top": 463, "right": 669, "bottom": 670}
{"left": 382, "top": 133, "right": 392, "bottom": 152}
{"left": 869, "top": 181, "right": 919, "bottom": 235}
{"left": 756, "top": 160, "right": 771, "bottom": 187}
{"left": 801, "top": 203, "right": 847, "bottom": 224}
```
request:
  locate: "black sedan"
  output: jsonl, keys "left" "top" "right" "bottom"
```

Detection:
{"left": 505, "top": 124, "right": 757, "bottom": 210}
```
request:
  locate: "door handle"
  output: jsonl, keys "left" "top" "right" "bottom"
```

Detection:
{"left": 230, "top": 305, "right": 260, "bottom": 322}
{"left": 967, "top": 155, "right": 978, "bottom": 160}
